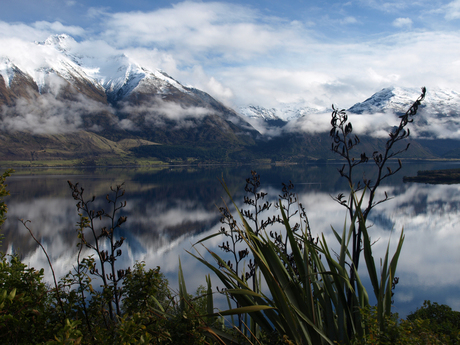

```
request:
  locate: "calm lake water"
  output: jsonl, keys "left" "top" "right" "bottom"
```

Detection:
{"left": 2, "top": 162, "right": 460, "bottom": 318}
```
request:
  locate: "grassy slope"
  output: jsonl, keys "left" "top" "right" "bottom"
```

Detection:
{"left": 0, "top": 128, "right": 456, "bottom": 167}
{"left": 0, "top": 131, "right": 165, "bottom": 167}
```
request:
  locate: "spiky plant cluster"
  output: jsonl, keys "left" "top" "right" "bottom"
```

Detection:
{"left": 68, "top": 181, "right": 129, "bottom": 320}
{"left": 330, "top": 87, "right": 426, "bottom": 336}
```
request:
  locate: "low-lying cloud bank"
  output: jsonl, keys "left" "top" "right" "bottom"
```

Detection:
{"left": 0, "top": 92, "right": 224, "bottom": 135}
{"left": 3, "top": 89, "right": 460, "bottom": 141}
{"left": 117, "top": 97, "right": 217, "bottom": 131}
{"left": 0, "top": 93, "right": 113, "bottom": 134}
{"left": 283, "top": 108, "right": 460, "bottom": 140}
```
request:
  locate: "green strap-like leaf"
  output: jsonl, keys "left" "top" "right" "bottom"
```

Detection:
{"left": 210, "top": 305, "right": 275, "bottom": 316}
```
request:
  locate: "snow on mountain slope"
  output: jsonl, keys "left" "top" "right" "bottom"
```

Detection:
{"left": 0, "top": 34, "right": 191, "bottom": 103}
{"left": 347, "top": 86, "right": 460, "bottom": 139}
{"left": 423, "top": 88, "right": 460, "bottom": 117}
{"left": 30, "top": 35, "right": 103, "bottom": 94}
{"left": 0, "top": 34, "right": 259, "bottom": 142}
{"left": 239, "top": 102, "right": 327, "bottom": 122}
{"left": 348, "top": 86, "right": 460, "bottom": 117}
{"left": 84, "top": 53, "right": 190, "bottom": 103}
{"left": 238, "top": 86, "right": 460, "bottom": 140}
{"left": 0, "top": 58, "right": 18, "bottom": 87}
{"left": 239, "top": 106, "right": 283, "bottom": 121}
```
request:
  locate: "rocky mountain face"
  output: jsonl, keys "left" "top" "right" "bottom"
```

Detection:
{"left": 0, "top": 34, "right": 259, "bottom": 161}
{"left": 0, "top": 34, "right": 459, "bottom": 163}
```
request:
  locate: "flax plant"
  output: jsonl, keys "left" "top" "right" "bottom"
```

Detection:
{"left": 330, "top": 88, "right": 425, "bottom": 336}
{"left": 192, "top": 180, "right": 404, "bottom": 344}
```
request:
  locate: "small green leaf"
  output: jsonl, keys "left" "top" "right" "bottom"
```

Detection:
{"left": 8, "top": 288, "right": 16, "bottom": 301}
{"left": 212, "top": 305, "right": 274, "bottom": 316}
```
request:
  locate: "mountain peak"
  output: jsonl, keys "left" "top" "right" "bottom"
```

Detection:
{"left": 0, "top": 58, "right": 19, "bottom": 87}
{"left": 38, "top": 34, "right": 76, "bottom": 52}
{"left": 347, "top": 86, "right": 427, "bottom": 114}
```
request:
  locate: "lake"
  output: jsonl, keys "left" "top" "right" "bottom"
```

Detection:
{"left": 2, "top": 162, "right": 460, "bottom": 318}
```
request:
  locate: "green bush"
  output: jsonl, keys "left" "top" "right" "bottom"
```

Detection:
{"left": 122, "top": 261, "right": 170, "bottom": 315}
{"left": 0, "top": 169, "right": 13, "bottom": 229}
{"left": 2, "top": 165, "right": 460, "bottom": 344}
{"left": 407, "top": 300, "right": 460, "bottom": 344}
{"left": 352, "top": 306, "right": 448, "bottom": 345}
{"left": 0, "top": 173, "right": 224, "bottom": 344}
{"left": 0, "top": 253, "right": 56, "bottom": 344}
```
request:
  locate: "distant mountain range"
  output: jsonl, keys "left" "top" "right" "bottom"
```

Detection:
{"left": 239, "top": 103, "right": 326, "bottom": 122}
{"left": 240, "top": 87, "right": 460, "bottom": 137}
{"left": 0, "top": 34, "right": 459, "bottom": 165}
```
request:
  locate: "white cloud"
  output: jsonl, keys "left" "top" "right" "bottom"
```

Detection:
{"left": 340, "top": 16, "right": 358, "bottom": 24}
{"left": 0, "top": 20, "right": 84, "bottom": 42}
{"left": 242, "top": 116, "right": 285, "bottom": 137}
{"left": 359, "top": 0, "right": 414, "bottom": 13}
{"left": 0, "top": 2, "right": 459, "bottom": 113}
{"left": 0, "top": 22, "right": 51, "bottom": 42}
{"left": 195, "top": 30, "right": 460, "bottom": 109}
{"left": 32, "top": 21, "right": 85, "bottom": 37}
{"left": 444, "top": 0, "right": 460, "bottom": 20}
{"left": 102, "top": 3, "right": 458, "bottom": 109}
{"left": 0, "top": 93, "right": 113, "bottom": 134}
{"left": 99, "top": 1, "right": 303, "bottom": 63}
{"left": 118, "top": 97, "right": 216, "bottom": 130}
{"left": 393, "top": 17, "right": 413, "bottom": 28}
{"left": 87, "top": 6, "right": 111, "bottom": 19}
{"left": 123, "top": 47, "right": 179, "bottom": 77}
{"left": 205, "top": 76, "right": 234, "bottom": 102}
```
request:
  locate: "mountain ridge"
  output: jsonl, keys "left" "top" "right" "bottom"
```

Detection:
{"left": 0, "top": 34, "right": 459, "bottom": 165}
{"left": 0, "top": 34, "right": 259, "bottom": 154}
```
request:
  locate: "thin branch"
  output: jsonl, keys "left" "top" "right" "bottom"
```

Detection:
{"left": 20, "top": 219, "right": 66, "bottom": 319}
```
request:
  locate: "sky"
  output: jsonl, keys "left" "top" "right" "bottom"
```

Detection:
{"left": 0, "top": 0, "right": 460, "bottom": 109}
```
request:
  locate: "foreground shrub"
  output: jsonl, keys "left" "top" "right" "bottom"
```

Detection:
{"left": 407, "top": 300, "right": 460, "bottom": 344}
{"left": 0, "top": 253, "right": 221, "bottom": 344}
{"left": 192, "top": 180, "right": 404, "bottom": 345}
{"left": 0, "top": 253, "right": 55, "bottom": 344}
{"left": 352, "top": 306, "right": 448, "bottom": 345}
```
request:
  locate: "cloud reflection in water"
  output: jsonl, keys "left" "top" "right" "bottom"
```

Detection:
{"left": 2, "top": 166, "right": 460, "bottom": 318}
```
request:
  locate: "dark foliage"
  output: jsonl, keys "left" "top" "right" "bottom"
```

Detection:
{"left": 330, "top": 87, "right": 426, "bottom": 337}
{"left": 407, "top": 300, "right": 460, "bottom": 344}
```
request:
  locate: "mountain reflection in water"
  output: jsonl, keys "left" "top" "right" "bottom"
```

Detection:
{"left": 2, "top": 162, "right": 460, "bottom": 318}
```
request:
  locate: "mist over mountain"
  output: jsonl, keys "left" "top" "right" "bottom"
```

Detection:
{"left": 0, "top": 34, "right": 260, "bottom": 162}
{"left": 347, "top": 87, "right": 460, "bottom": 139}
{"left": 0, "top": 34, "right": 459, "bottom": 164}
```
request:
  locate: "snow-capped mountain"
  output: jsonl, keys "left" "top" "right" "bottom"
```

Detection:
{"left": 5, "top": 34, "right": 194, "bottom": 104}
{"left": 0, "top": 34, "right": 258, "bottom": 149}
{"left": 29, "top": 35, "right": 105, "bottom": 96}
{"left": 239, "top": 102, "right": 326, "bottom": 122}
{"left": 347, "top": 87, "right": 421, "bottom": 114}
{"left": 239, "top": 86, "right": 460, "bottom": 141}
{"left": 345, "top": 86, "right": 460, "bottom": 140}
{"left": 1, "top": 34, "right": 460, "bottom": 163}
{"left": 347, "top": 86, "right": 460, "bottom": 116}
{"left": 241, "top": 87, "right": 460, "bottom": 125}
